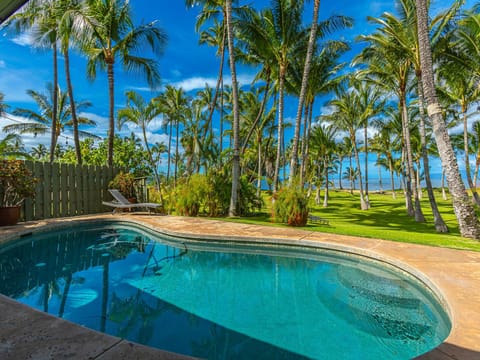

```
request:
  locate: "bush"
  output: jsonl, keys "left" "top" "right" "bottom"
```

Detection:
{"left": 109, "top": 172, "right": 136, "bottom": 199}
{"left": 0, "top": 160, "right": 37, "bottom": 207}
{"left": 272, "top": 186, "right": 309, "bottom": 226}
{"left": 174, "top": 174, "right": 209, "bottom": 216}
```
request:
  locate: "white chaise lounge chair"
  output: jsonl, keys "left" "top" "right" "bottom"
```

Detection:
{"left": 102, "top": 189, "right": 161, "bottom": 214}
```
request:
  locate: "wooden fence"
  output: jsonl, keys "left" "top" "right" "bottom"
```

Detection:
{"left": 22, "top": 161, "right": 122, "bottom": 221}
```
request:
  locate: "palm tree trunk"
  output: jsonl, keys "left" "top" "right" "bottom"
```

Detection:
{"left": 441, "top": 169, "right": 447, "bottom": 200}
{"left": 167, "top": 121, "right": 172, "bottom": 182}
{"left": 257, "top": 134, "right": 262, "bottom": 200}
{"left": 364, "top": 124, "right": 370, "bottom": 208}
{"left": 378, "top": 155, "right": 383, "bottom": 193}
{"left": 352, "top": 135, "right": 368, "bottom": 210}
{"left": 323, "top": 158, "right": 329, "bottom": 207}
{"left": 273, "top": 68, "right": 286, "bottom": 194}
{"left": 463, "top": 109, "right": 480, "bottom": 205}
{"left": 300, "top": 101, "right": 311, "bottom": 186}
{"left": 401, "top": 98, "right": 420, "bottom": 218}
{"left": 64, "top": 46, "right": 82, "bottom": 165}
{"left": 241, "top": 74, "right": 271, "bottom": 154}
{"left": 289, "top": 0, "right": 320, "bottom": 182}
{"left": 226, "top": 0, "right": 240, "bottom": 217}
{"left": 206, "top": 28, "right": 226, "bottom": 137}
{"left": 416, "top": 0, "right": 480, "bottom": 239}
{"left": 338, "top": 155, "right": 344, "bottom": 190}
{"left": 174, "top": 119, "right": 179, "bottom": 188}
{"left": 417, "top": 78, "right": 448, "bottom": 231}
{"left": 142, "top": 126, "right": 161, "bottom": 191}
{"left": 50, "top": 43, "right": 58, "bottom": 164}
{"left": 389, "top": 157, "right": 396, "bottom": 199}
{"left": 107, "top": 61, "right": 115, "bottom": 167}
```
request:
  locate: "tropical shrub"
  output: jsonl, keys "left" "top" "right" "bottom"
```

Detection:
{"left": 174, "top": 174, "right": 209, "bottom": 216}
{"left": 272, "top": 186, "right": 309, "bottom": 226}
{"left": 109, "top": 171, "right": 137, "bottom": 199}
{"left": 0, "top": 160, "right": 37, "bottom": 207}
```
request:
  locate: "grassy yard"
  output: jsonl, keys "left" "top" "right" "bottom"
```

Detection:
{"left": 217, "top": 189, "right": 480, "bottom": 252}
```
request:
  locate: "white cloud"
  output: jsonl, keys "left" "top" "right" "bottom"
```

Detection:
{"left": 0, "top": 113, "right": 51, "bottom": 150}
{"left": 168, "top": 73, "right": 255, "bottom": 92}
{"left": 0, "top": 60, "right": 5, "bottom": 68}
{"left": 11, "top": 33, "right": 35, "bottom": 47}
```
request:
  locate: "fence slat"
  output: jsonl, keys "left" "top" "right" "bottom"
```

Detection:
{"left": 52, "top": 163, "right": 60, "bottom": 218}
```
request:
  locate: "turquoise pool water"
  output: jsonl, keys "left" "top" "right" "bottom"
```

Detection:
{"left": 0, "top": 222, "right": 451, "bottom": 359}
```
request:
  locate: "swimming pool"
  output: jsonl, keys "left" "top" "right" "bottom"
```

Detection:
{"left": 0, "top": 221, "right": 451, "bottom": 359}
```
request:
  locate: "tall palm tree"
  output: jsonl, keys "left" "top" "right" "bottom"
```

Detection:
{"left": 438, "top": 63, "right": 480, "bottom": 205}
{"left": 117, "top": 91, "right": 163, "bottom": 190}
{"left": 80, "top": 0, "right": 167, "bottom": 167}
{"left": 364, "top": 0, "right": 457, "bottom": 230}
{"left": 7, "top": 0, "right": 60, "bottom": 163}
{"left": 289, "top": 4, "right": 353, "bottom": 181}
{"left": 156, "top": 85, "right": 189, "bottom": 186}
{"left": 415, "top": 0, "right": 480, "bottom": 239}
{"left": 3, "top": 84, "right": 98, "bottom": 161}
{"left": 324, "top": 84, "right": 368, "bottom": 209}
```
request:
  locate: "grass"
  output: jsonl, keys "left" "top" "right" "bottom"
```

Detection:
{"left": 215, "top": 189, "right": 480, "bottom": 252}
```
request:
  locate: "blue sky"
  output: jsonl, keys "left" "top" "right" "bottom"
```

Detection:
{"left": 0, "top": 0, "right": 476, "bottom": 165}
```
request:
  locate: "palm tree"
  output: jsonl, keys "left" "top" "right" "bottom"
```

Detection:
{"left": 415, "top": 0, "right": 480, "bottom": 239}
{"left": 80, "top": 0, "right": 167, "bottom": 167}
{"left": 324, "top": 83, "right": 368, "bottom": 209}
{"left": 364, "top": 0, "right": 456, "bottom": 230}
{"left": 0, "top": 134, "right": 31, "bottom": 159}
{"left": 289, "top": 4, "right": 353, "bottom": 181}
{"left": 7, "top": 0, "right": 60, "bottom": 163}
{"left": 156, "top": 85, "right": 189, "bottom": 186}
{"left": 309, "top": 123, "right": 337, "bottom": 207}
{"left": 3, "top": 84, "right": 98, "bottom": 161}
{"left": 118, "top": 91, "right": 163, "bottom": 190}
{"left": 438, "top": 63, "right": 480, "bottom": 206}
{"left": 31, "top": 144, "right": 49, "bottom": 160}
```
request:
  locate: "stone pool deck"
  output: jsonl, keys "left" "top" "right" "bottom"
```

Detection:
{"left": 0, "top": 213, "right": 479, "bottom": 359}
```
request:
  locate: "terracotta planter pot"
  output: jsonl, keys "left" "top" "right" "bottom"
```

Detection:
{"left": 0, "top": 206, "right": 21, "bottom": 226}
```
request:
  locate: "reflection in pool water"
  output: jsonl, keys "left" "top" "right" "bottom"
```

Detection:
{"left": 0, "top": 222, "right": 451, "bottom": 359}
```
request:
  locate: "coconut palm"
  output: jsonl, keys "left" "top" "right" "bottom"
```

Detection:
{"left": 415, "top": 0, "right": 480, "bottom": 239}
{"left": 3, "top": 84, "right": 98, "bottom": 161}
{"left": 7, "top": 0, "right": 60, "bottom": 163}
{"left": 156, "top": 85, "right": 189, "bottom": 186}
{"left": 323, "top": 83, "right": 368, "bottom": 209}
{"left": 289, "top": 3, "right": 353, "bottom": 181}
{"left": 363, "top": 0, "right": 458, "bottom": 230}
{"left": 117, "top": 91, "right": 163, "bottom": 190}
{"left": 438, "top": 63, "right": 480, "bottom": 206}
{"left": 0, "top": 134, "right": 31, "bottom": 159}
{"left": 79, "top": 0, "right": 167, "bottom": 167}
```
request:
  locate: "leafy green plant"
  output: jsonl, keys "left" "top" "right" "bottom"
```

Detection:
{"left": 273, "top": 186, "right": 309, "bottom": 226}
{"left": 109, "top": 171, "right": 136, "bottom": 199}
{"left": 0, "top": 160, "right": 37, "bottom": 207}
{"left": 174, "top": 174, "right": 208, "bottom": 216}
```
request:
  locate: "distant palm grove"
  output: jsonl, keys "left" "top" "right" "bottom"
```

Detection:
{"left": 1, "top": 0, "right": 480, "bottom": 239}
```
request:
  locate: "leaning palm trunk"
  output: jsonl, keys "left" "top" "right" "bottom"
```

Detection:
{"left": 64, "top": 47, "right": 82, "bottom": 165}
{"left": 364, "top": 124, "right": 370, "bottom": 208}
{"left": 323, "top": 158, "right": 329, "bottom": 207}
{"left": 256, "top": 135, "right": 263, "bottom": 200}
{"left": 289, "top": 0, "right": 320, "bottom": 182}
{"left": 402, "top": 98, "right": 424, "bottom": 220}
{"left": 417, "top": 80, "right": 448, "bottom": 232}
{"left": 205, "top": 29, "right": 226, "bottom": 137}
{"left": 226, "top": 0, "right": 240, "bottom": 216}
{"left": 389, "top": 157, "right": 396, "bottom": 199}
{"left": 352, "top": 138, "right": 368, "bottom": 210}
{"left": 416, "top": 0, "right": 480, "bottom": 239}
{"left": 462, "top": 110, "right": 480, "bottom": 206}
{"left": 50, "top": 42, "right": 58, "bottom": 163}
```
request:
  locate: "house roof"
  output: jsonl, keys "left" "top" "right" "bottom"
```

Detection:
{"left": 0, "top": 0, "right": 29, "bottom": 24}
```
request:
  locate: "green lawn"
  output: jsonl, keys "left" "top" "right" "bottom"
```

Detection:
{"left": 217, "top": 189, "right": 480, "bottom": 252}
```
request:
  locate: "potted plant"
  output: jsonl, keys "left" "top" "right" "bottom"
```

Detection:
{"left": 0, "top": 160, "right": 37, "bottom": 226}
{"left": 108, "top": 171, "right": 137, "bottom": 202}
